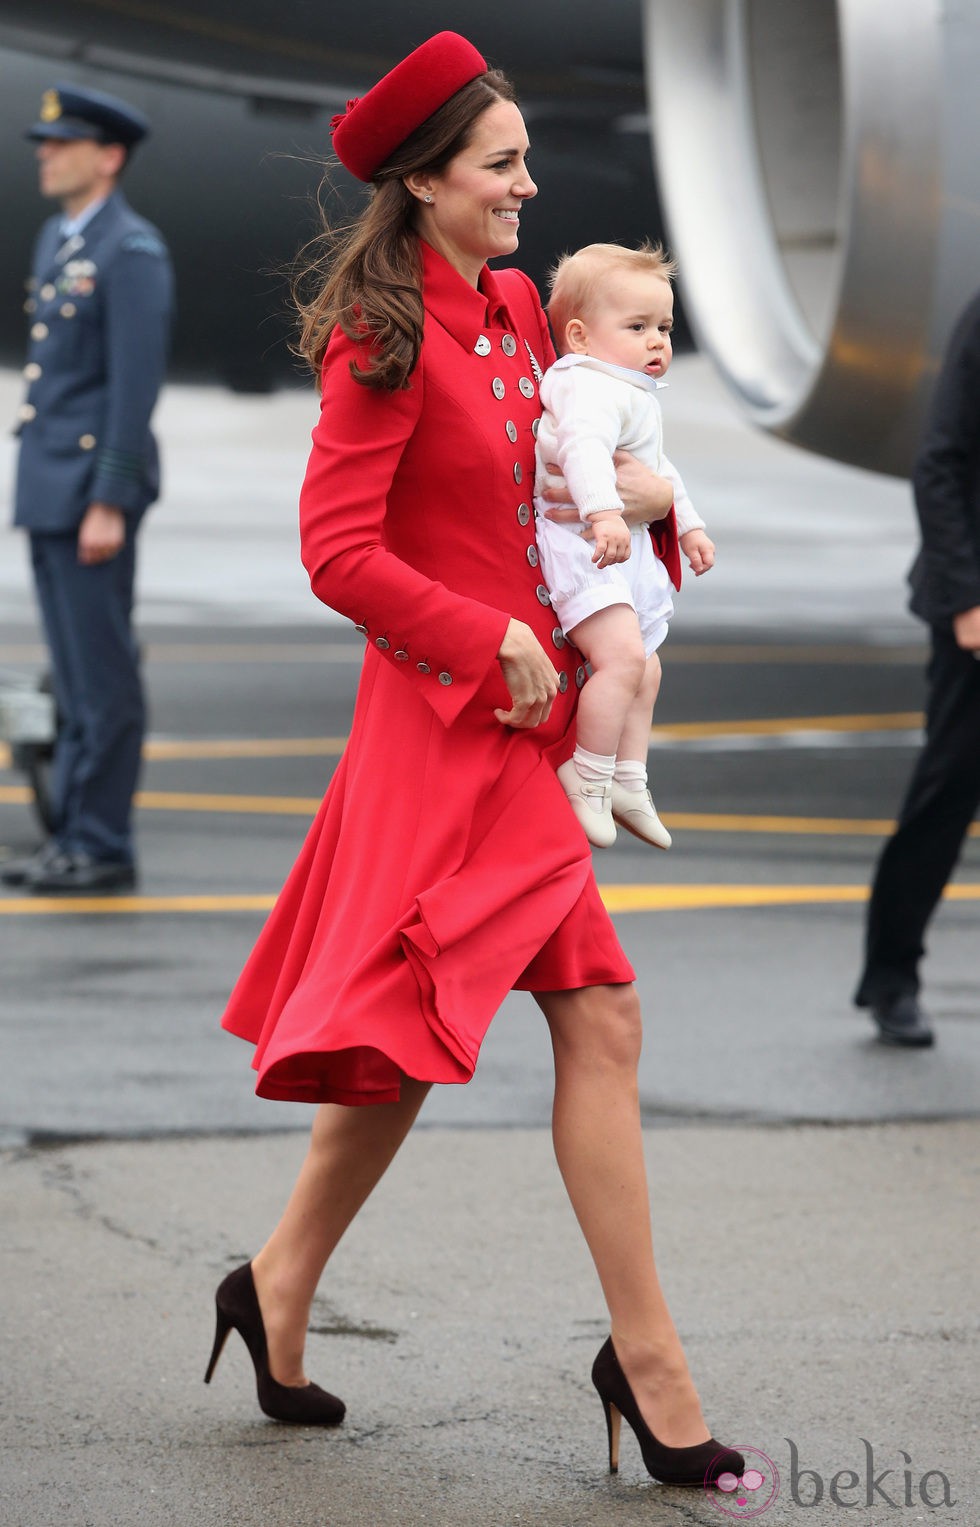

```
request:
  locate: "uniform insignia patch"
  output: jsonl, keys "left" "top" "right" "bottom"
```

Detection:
{"left": 40, "top": 89, "right": 62, "bottom": 123}
{"left": 121, "top": 232, "right": 166, "bottom": 257}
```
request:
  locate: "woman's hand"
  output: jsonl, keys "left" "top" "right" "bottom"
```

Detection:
{"left": 494, "top": 619, "right": 559, "bottom": 728}
{"left": 540, "top": 451, "right": 674, "bottom": 538}
{"left": 612, "top": 451, "right": 675, "bottom": 525}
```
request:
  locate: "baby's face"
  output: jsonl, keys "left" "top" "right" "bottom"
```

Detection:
{"left": 567, "top": 271, "right": 674, "bottom": 379}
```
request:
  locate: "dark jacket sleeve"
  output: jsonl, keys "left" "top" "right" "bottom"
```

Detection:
{"left": 909, "top": 292, "right": 980, "bottom": 623}
{"left": 89, "top": 233, "right": 174, "bottom": 512}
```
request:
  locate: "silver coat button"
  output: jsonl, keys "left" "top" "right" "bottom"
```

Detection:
{"left": 517, "top": 502, "right": 531, "bottom": 526}
{"left": 375, "top": 636, "right": 390, "bottom": 650}
{"left": 518, "top": 377, "right": 535, "bottom": 398}
{"left": 60, "top": 302, "right": 77, "bottom": 319}
{"left": 394, "top": 649, "right": 409, "bottom": 661}
{"left": 23, "top": 362, "right": 42, "bottom": 382}
{"left": 536, "top": 585, "right": 551, "bottom": 606}
{"left": 39, "top": 283, "right": 56, "bottom": 301}
{"left": 552, "top": 627, "right": 566, "bottom": 649}
{"left": 438, "top": 671, "right": 453, "bottom": 686}
{"left": 354, "top": 622, "right": 368, "bottom": 634}
{"left": 417, "top": 661, "right": 431, "bottom": 674}
{"left": 505, "top": 420, "right": 518, "bottom": 443}
{"left": 575, "top": 665, "right": 587, "bottom": 688}
{"left": 558, "top": 671, "right": 569, "bottom": 693}
{"left": 501, "top": 334, "right": 517, "bottom": 355}
{"left": 492, "top": 378, "right": 506, "bottom": 400}
{"left": 474, "top": 335, "right": 492, "bottom": 356}
{"left": 526, "top": 545, "right": 539, "bottom": 567}
{"left": 23, "top": 299, "right": 37, "bottom": 315}
{"left": 513, "top": 463, "right": 523, "bottom": 484}
{"left": 18, "top": 403, "right": 37, "bottom": 423}
{"left": 31, "top": 322, "right": 49, "bottom": 341}
{"left": 78, "top": 433, "right": 97, "bottom": 450}
{"left": 531, "top": 418, "right": 540, "bottom": 438}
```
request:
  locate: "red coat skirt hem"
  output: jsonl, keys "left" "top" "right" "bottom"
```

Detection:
{"left": 221, "top": 733, "right": 634, "bottom": 1107}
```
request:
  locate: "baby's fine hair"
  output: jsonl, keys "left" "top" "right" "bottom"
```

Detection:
{"left": 547, "top": 241, "right": 677, "bottom": 354}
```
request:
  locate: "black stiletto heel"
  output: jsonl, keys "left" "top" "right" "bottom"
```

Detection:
{"left": 592, "top": 1337, "right": 743, "bottom": 1487}
{"left": 204, "top": 1262, "right": 345, "bottom": 1426}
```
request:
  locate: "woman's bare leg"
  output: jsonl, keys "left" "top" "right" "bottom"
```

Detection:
{"left": 536, "top": 985, "right": 711, "bottom": 1447}
{"left": 250, "top": 1077, "right": 431, "bottom": 1385}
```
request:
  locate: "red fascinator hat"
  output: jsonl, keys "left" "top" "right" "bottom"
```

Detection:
{"left": 331, "top": 31, "right": 488, "bottom": 182}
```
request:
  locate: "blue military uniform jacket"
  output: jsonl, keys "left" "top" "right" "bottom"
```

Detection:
{"left": 14, "top": 189, "right": 174, "bottom": 531}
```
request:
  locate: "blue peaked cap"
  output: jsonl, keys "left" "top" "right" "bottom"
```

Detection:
{"left": 26, "top": 83, "right": 150, "bottom": 148}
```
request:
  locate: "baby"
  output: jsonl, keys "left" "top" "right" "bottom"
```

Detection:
{"left": 533, "top": 242, "right": 714, "bottom": 847}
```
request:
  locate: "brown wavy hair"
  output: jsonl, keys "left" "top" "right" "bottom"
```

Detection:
{"left": 293, "top": 68, "right": 517, "bottom": 391}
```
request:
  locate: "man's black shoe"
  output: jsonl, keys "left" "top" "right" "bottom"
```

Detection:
{"left": 871, "top": 992, "right": 935, "bottom": 1048}
{"left": 1, "top": 841, "right": 58, "bottom": 887}
{"left": 25, "top": 849, "right": 137, "bottom": 895}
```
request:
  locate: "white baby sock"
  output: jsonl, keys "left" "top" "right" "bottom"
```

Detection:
{"left": 572, "top": 745, "right": 617, "bottom": 783}
{"left": 613, "top": 760, "right": 649, "bottom": 793}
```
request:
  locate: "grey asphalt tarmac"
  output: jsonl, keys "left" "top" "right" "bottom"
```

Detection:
{"left": 0, "top": 362, "right": 977, "bottom": 1525}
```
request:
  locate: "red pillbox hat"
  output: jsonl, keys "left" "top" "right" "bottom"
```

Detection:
{"left": 331, "top": 31, "right": 487, "bottom": 182}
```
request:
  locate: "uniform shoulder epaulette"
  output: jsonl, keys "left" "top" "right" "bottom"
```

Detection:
{"left": 121, "top": 230, "right": 166, "bottom": 257}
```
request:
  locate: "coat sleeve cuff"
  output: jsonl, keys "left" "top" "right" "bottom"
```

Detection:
{"left": 90, "top": 447, "right": 151, "bottom": 513}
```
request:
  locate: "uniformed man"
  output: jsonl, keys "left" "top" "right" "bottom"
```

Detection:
{"left": 2, "top": 84, "right": 174, "bottom": 894}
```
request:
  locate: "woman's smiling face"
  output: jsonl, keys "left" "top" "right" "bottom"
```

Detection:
{"left": 410, "top": 99, "right": 537, "bottom": 284}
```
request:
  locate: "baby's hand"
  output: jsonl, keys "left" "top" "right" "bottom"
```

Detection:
{"left": 590, "top": 511, "right": 631, "bottom": 568}
{"left": 680, "top": 528, "right": 715, "bottom": 576}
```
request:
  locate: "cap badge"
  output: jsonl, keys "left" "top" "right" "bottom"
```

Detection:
{"left": 40, "top": 89, "right": 62, "bottom": 123}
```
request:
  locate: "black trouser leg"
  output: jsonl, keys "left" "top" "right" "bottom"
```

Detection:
{"left": 855, "top": 628, "right": 980, "bottom": 1005}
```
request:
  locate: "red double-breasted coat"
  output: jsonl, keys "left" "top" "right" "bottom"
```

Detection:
{"left": 221, "top": 242, "right": 635, "bottom": 1105}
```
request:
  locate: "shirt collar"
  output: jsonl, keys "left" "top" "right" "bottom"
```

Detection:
{"left": 548, "top": 352, "right": 667, "bottom": 394}
{"left": 420, "top": 239, "right": 513, "bottom": 349}
{"left": 60, "top": 194, "right": 110, "bottom": 240}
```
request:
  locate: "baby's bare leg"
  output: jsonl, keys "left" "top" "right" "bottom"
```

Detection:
{"left": 617, "top": 651, "right": 663, "bottom": 765}
{"left": 568, "top": 605, "right": 647, "bottom": 758}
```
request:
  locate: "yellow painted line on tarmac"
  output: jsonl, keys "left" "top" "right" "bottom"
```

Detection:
{"left": 669, "top": 812, "right": 890, "bottom": 836}
{"left": 4, "top": 781, "right": 980, "bottom": 838}
{"left": 144, "top": 737, "right": 347, "bottom": 760}
{"left": 0, "top": 784, "right": 320, "bottom": 814}
{"left": 2, "top": 882, "right": 979, "bottom": 917}
{"left": 0, "top": 712, "right": 926, "bottom": 774}
{"left": 599, "top": 883, "right": 980, "bottom": 912}
{"left": 0, "top": 894, "right": 277, "bottom": 915}
{"left": 136, "top": 789, "right": 322, "bottom": 814}
{"left": 653, "top": 711, "right": 921, "bottom": 740}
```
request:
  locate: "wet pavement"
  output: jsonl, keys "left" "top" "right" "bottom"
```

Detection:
{"left": 0, "top": 361, "right": 976, "bottom": 1523}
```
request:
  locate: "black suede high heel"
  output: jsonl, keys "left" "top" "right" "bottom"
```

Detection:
{"left": 204, "top": 1262, "right": 346, "bottom": 1426}
{"left": 592, "top": 1337, "right": 743, "bottom": 1487}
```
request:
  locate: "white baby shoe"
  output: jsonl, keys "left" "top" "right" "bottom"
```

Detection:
{"left": 611, "top": 781, "right": 672, "bottom": 849}
{"left": 556, "top": 759, "right": 617, "bottom": 848}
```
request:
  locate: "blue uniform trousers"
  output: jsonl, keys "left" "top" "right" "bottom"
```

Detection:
{"left": 856, "top": 628, "right": 980, "bottom": 1003}
{"left": 29, "top": 530, "right": 144, "bottom": 865}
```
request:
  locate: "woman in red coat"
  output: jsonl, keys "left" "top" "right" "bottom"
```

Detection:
{"left": 208, "top": 33, "right": 743, "bottom": 1490}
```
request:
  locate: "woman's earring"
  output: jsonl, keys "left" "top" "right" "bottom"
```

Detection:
{"left": 424, "top": 194, "right": 433, "bottom": 204}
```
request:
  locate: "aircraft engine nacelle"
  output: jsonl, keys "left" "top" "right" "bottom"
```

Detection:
{"left": 644, "top": 0, "right": 980, "bottom": 477}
